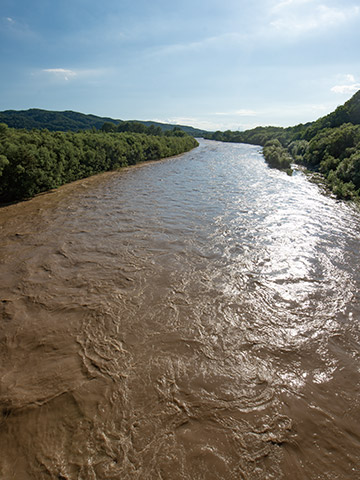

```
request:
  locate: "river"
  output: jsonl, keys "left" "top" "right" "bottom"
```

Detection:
{"left": 0, "top": 139, "right": 359, "bottom": 479}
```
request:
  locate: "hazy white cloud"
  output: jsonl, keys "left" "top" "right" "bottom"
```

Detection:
{"left": 215, "top": 109, "right": 257, "bottom": 117}
{"left": 157, "top": 115, "right": 271, "bottom": 132}
{"left": 157, "top": 101, "right": 331, "bottom": 131}
{"left": 268, "top": 103, "right": 328, "bottom": 114}
{"left": 317, "top": 4, "right": 360, "bottom": 26}
{"left": 331, "top": 83, "right": 360, "bottom": 94}
{"left": 40, "top": 67, "right": 108, "bottom": 81}
{"left": 150, "top": 2, "right": 359, "bottom": 59}
{"left": 272, "top": 0, "right": 314, "bottom": 11}
{"left": 346, "top": 74, "right": 355, "bottom": 82}
{"left": 157, "top": 116, "right": 231, "bottom": 131}
{"left": 42, "top": 68, "right": 77, "bottom": 81}
{"left": 331, "top": 74, "right": 360, "bottom": 94}
{"left": 150, "top": 32, "right": 243, "bottom": 57}
{"left": 1, "top": 16, "right": 16, "bottom": 26}
{"left": 1, "top": 15, "right": 38, "bottom": 39}
{"left": 270, "top": 2, "right": 360, "bottom": 35}
{"left": 161, "top": 116, "right": 208, "bottom": 127}
{"left": 166, "top": 110, "right": 259, "bottom": 131}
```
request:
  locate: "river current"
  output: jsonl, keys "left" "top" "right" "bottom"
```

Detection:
{"left": 0, "top": 139, "right": 359, "bottom": 479}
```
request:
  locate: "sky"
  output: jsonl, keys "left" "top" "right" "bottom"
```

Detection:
{"left": 1, "top": 0, "right": 360, "bottom": 131}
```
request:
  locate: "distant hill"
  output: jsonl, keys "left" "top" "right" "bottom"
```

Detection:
{"left": 0, "top": 108, "right": 208, "bottom": 137}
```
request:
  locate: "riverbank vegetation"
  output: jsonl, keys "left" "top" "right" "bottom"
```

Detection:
{"left": 205, "top": 90, "right": 360, "bottom": 201}
{"left": 262, "top": 139, "right": 292, "bottom": 174}
{"left": 0, "top": 124, "right": 198, "bottom": 203}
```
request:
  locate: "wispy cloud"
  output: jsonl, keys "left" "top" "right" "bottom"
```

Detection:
{"left": 1, "top": 15, "right": 38, "bottom": 39}
{"left": 159, "top": 116, "right": 209, "bottom": 128}
{"left": 331, "top": 84, "right": 360, "bottom": 94}
{"left": 214, "top": 109, "right": 257, "bottom": 117}
{"left": 2, "top": 15, "right": 16, "bottom": 26}
{"left": 270, "top": 2, "right": 360, "bottom": 35}
{"left": 345, "top": 74, "right": 355, "bottom": 83}
{"left": 331, "top": 74, "right": 360, "bottom": 94}
{"left": 155, "top": 102, "right": 330, "bottom": 131}
{"left": 150, "top": 1, "right": 360, "bottom": 59}
{"left": 272, "top": 0, "right": 314, "bottom": 11}
{"left": 39, "top": 67, "right": 107, "bottom": 82}
{"left": 42, "top": 68, "right": 77, "bottom": 81}
{"left": 155, "top": 116, "right": 227, "bottom": 131}
{"left": 154, "top": 116, "right": 260, "bottom": 132}
{"left": 150, "top": 32, "right": 243, "bottom": 57}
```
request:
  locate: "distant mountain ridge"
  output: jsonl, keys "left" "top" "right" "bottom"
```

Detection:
{"left": 0, "top": 108, "right": 208, "bottom": 136}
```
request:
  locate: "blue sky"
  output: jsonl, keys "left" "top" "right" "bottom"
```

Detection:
{"left": 1, "top": 0, "right": 360, "bottom": 131}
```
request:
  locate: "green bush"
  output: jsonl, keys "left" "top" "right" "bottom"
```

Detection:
{"left": 263, "top": 139, "right": 292, "bottom": 172}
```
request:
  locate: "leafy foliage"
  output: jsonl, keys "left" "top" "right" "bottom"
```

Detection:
{"left": 204, "top": 124, "right": 306, "bottom": 148}
{"left": 262, "top": 139, "right": 292, "bottom": 173}
{"left": 0, "top": 126, "right": 198, "bottom": 203}
{"left": 302, "top": 123, "right": 360, "bottom": 199}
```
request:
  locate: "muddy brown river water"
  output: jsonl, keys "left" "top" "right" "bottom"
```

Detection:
{"left": 0, "top": 139, "right": 360, "bottom": 479}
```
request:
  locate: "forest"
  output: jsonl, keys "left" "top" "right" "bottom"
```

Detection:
{"left": 205, "top": 90, "right": 360, "bottom": 201}
{"left": 0, "top": 125, "right": 198, "bottom": 203}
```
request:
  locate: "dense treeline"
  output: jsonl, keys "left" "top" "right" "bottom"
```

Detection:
{"left": 206, "top": 124, "right": 306, "bottom": 148}
{"left": 0, "top": 124, "right": 198, "bottom": 203}
{"left": 293, "top": 123, "right": 360, "bottom": 199}
{"left": 101, "top": 121, "right": 190, "bottom": 137}
{"left": 0, "top": 108, "right": 208, "bottom": 136}
{"left": 205, "top": 90, "right": 360, "bottom": 200}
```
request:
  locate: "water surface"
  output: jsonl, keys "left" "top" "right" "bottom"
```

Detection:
{"left": 0, "top": 139, "right": 359, "bottom": 479}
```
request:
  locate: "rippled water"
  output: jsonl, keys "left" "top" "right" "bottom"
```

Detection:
{"left": 1, "top": 139, "right": 360, "bottom": 479}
